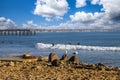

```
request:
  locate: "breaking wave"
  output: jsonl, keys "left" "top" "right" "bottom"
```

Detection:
{"left": 36, "top": 43, "right": 120, "bottom": 51}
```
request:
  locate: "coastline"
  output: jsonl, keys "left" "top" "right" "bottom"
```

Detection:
{"left": 0, "top": 53, "right": 120, "bottom": 80}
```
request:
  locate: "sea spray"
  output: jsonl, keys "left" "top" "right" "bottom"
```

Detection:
{"left": 36, "top": 43, "right": 120, "bottom": 51}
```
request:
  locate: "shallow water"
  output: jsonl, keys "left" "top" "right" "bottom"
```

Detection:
{"left": 0, "top": 32, "right": 120, "bottom": 67}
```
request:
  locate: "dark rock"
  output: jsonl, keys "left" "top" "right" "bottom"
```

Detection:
{"left": 84, "top": 64, "right": 96, "bottom": 69}
{"left": 97, "top": 66, "right": 105, "bottom": 70}
{"left": 48, "top": 53, "right": 59, "bottom": 62}
{"left": 22, "top": 53, "right": 31, "bottom": 59}
{"left": 22, "top": 53, "right": 37, "bottom": 61}
{"left": 77, "top": 43, "right": 80, "bottom": 45}
{"left": 68, "top": 43, "right": 72, "bottom": 45}
{"left": 97, "top": 63, "right": 105, "bottom": 66}
{"left": 51, "top": 59, "right": 61, "bottom": 66}
{"left": 96, "top": 63, "right": 106, "bottom": 70}
{"left": 6, "top": 62, "right": 15, "bottom": 66}
{"left": 69, "top": 55, "right": 79, "bottom": 64}
{"left": 75, "top": 65, "right": 84, "bottom": 69}
{"left": 60, "top": 53, "right": 69, "bottom": 61}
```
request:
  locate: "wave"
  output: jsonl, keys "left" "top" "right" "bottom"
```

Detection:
{"left": 36, "top": 43, "right": 120, "bottom": 51}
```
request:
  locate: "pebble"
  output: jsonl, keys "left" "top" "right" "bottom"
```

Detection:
{"left": 6, "top": 62, "right": 15, "bottom": 66}
{"left": 0, "top": 57, "right": 119, "bottom": 80}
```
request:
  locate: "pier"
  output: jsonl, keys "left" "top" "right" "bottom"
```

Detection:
{"left": 0, "top": 29, "right": 36, "bottom": 36}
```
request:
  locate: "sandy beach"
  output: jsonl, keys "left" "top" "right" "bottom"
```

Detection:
{"left": 0, "top": 53, "right": 120, "bottom": 80}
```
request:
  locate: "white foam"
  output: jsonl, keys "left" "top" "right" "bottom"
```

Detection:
{"left": 36, "top": 43, "right": 120, "bottom": 51}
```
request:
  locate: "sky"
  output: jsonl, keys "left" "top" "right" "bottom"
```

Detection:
{"left": 0, "top": 0, "right": 120, "bottom": 29}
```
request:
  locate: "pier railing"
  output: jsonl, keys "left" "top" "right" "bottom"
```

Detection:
{"left": 0, "top": 29, "right": 36, "bottom": 36}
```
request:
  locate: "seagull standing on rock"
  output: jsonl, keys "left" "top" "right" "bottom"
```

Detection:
{"left": 73, "top": 51, "right": 78, "bottom": 55}
{"left": 65, "top": 50, "right": 68, "bottom": 54}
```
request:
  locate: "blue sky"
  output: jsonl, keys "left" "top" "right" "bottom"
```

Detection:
{"left": 0, "top": 0, "right": 120, "bottom": 29}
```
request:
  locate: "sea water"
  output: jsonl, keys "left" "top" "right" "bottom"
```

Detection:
{"left": 0, "top": 32, "right": 120, "bottom": 67}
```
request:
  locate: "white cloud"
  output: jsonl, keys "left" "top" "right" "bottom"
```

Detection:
{"left": 45, "top": 18, "right": 52, "bottom": 22}
{"left": 76, "top": 0, "right": 86, "bottom": 8}
{"left": 69, "top": 0, "right": 120, "bottom": 29}
{"left": 34, "top": 0, "right": 69, "bottom": 21}
{"left": 1, "top": 0, "right": 119, "bottom": 30}
{"left": 100, "top": 0, "right": 120, "bottom": 20}
{"left": 44, "top": 21, "right": 106, "bottom": 29}
{"left": 70, "top": 11, "right": 93, "bottom": 22}
{"left": 22, "top": 20, "right": 39, "bottom": 29}
{"left": 91, "top": 0, "right": 100, "bottom": 5}
{"left": 70, "top": 11, "right": 104, "bottom": 22}
{"left": 91, "top": 0, "right": 120, "bottom": 21}
{"left": 0, "top": 17, "right": 17, "bottom": 29}
{"left": 27, "top": 20, "right": 33, "bottom": 24}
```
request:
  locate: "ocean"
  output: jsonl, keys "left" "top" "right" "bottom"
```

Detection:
{"left": 0, "top": 32, "right": 120, "bottom": 67}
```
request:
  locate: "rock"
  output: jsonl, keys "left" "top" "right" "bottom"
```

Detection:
{"left": 22, "top": 53, "right": 31, "bottom": 59}
{"left": 36, "top": 66, "right": 42, "bottom": 69}
{"left": 32, "top": 65, "right": 42, "bottom": 70}
{"left": 77, "top": 43, "right": 80, "bottom": 45}
{"left": 38, "top": 56, "right": 48, "bottom": 61}
{"left": 82, "top": 77, "right": 89, "bottom": 80}
{"left": 97, "top": 63, "right": 105, "bottom": 66}
{"left": 7, "top": 62, "right": 15, "bottom": 66}
{"left": 48, "top": 53, "right": 59, "bottom": 62}
{"left": 23, "top": 58, "right": 38, "bottom": 62}
{"left": 51, "top": 59, "right": 61, "bottom": 66}
{"left": 96, "top": 63, "right": 106, "bottom": 70}
{"left": 69, "top": 54, "right": 79, "bottom": 64}
{"left": 105, "top": 66, "right": 113, "bottom": 71}
{"left": 84, "top": 64, "right": 96, "bottom": 69}
{"left": 61, "top": 53, "right": 69, "bottom": 61}
{"left": 22, "top": 53, "right": 38, "bottom": 62}
{"left": 98, "top": 66, "right": 105, "bottom": 70}
{"left": 112, "top": 67, "right": 119, "bottom": 71}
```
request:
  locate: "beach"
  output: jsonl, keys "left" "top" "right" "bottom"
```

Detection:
{"left": 1, "top": 0, "right": 120, "bottom": 79}
{"left": 0, "top": 32, "right": 120, "bottom": 80}
{"left": 0, "top": 53, "right": 120, "bottom": 80}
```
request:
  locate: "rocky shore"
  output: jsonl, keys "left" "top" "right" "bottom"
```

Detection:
{"left": 0, "top": 53, "right": 120, "bottom": 80}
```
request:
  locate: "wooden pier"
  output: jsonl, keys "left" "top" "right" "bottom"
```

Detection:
{"left": 0, "top": 29, "right": 36, "bottom": 36}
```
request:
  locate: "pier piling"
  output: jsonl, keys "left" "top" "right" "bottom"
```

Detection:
{"left": 0, "top": 29, "right": 36, "bottom": 36}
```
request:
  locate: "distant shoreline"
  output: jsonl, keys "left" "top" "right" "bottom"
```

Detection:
{"left": 34, "top": 29, "right": 120, "bottom": 33}
{"left": 1, "top": 29, "right": 120, "bottom": 33}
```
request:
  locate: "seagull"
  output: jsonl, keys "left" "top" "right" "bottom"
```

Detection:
{"left": 65, "top": 50, "right": 68, "bottom": 54}
{"left": 73, "top": 51, "right": 78, "bottom": 55}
